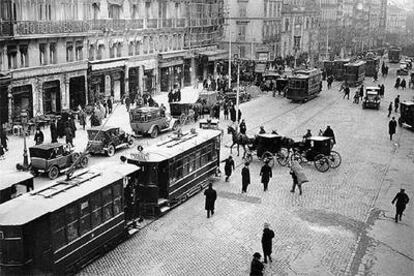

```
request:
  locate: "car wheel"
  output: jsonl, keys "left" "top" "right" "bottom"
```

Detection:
{"left": 172, "top": 121, "right": 179, "bottom": 131}
{"left": 48, "top": 166, "right": 60, "bottom": 180}
{"left": 72, "top": 152, "right": 80, "bottom": 162}
{"left": 127, "top": 138, "right": 134, "bottom": 147}
{"left": 107, "top": 145, "right": 116, "bottom": 157}
{"left": 151, "top": 126, "right": 159, "bottom": 138}
{"left": 80, "top": 156, "right": 89, "bottom": 168}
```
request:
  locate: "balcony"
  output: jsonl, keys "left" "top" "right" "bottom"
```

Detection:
{"left": 146, "top": 19, "right": 158, "bottom": 29}
{"left": 0, "top": 22, "right": 13, "bottom": 36}
{"left": 14, "top": 20, "right": 90, "bottom": 35}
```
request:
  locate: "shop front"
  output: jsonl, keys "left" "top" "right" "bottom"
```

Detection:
{"left": 11, "top": 85, "right": 33, "bottom": 121}
{"left": 158, "top": 51, "right": 186, "bottom": 92}
{"left": 43, "top": 80, "right": 61, "bottom": 114}
{"left": 0, "top": 76, "right": 10, "bottom": 125}
{"left": 69, "top": 76, "right": 86, "bottom": 110}
{"left": 197, "top": 49, "right": 229, "bottom": 80}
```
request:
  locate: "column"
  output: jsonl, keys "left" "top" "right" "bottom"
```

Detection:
{"left": 138, "top": 65, "right": 144, "bottom": 96}
{"left": 154, "top": 68, "right": 160, "bottom": 94}
{"left": 8, "top": 86, "right": 13, "bottom": 124}
{"left": 34, "top": 79, "right": 43, "bottom": 116}
{"left": 124, "top": 65, "right": 129, "bottom": 96}
{"left": 190, "top": 57, "right": 196, "bottom": 86}
{"left": 62, "top": 76, "right": 70, "bottom": 110}
{"left": 84, "top": 72, "right": 89, "bottom": 105}
{"left": 45, "top": 42, "right": 50, "bottom": 64}
{"left": 213, "top": 61, "right": 218, "bottom": 80}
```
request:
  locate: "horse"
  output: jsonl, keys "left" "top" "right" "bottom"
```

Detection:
{"left": 227, "top": 125, "right": 255, "bottom": 158}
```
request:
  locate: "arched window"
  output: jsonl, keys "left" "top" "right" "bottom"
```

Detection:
{"left": 89, "top": 45, "right": 95, "bottom": 60}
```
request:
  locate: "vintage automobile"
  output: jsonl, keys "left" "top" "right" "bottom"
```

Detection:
{"left": 29, "top": 143, "right": 88, "bottom": 179}
{"left": 362, "top": 87, "right": 381, "bottom": 109}
{"left": 398, "top": 101, "right": 414, "bottom": 128}
{"left": 397, "top": 62, "right": 409, "bottom": 76}
{"left": 129, "top": 106, "right": 179, "bottom": 138}
{"left": 87, "top": 126, "right": 134, "bottom": 157}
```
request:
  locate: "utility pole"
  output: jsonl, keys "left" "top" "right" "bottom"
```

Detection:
{"left": 228, "top": 22, "right": 232, "bottom": 89}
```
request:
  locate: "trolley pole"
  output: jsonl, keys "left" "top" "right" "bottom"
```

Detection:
{"left": 235, "top": 53, "right": 240, "bottom": 130}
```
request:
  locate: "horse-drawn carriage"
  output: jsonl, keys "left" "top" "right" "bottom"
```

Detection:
{"left": 169, "top": 102, "right": 199, "bottom": 125}
{"left": 244, "top": 133, "right": 290, "bottom": 167}
{"left": 290, "top": 136, "right": 341, "bottom": 172}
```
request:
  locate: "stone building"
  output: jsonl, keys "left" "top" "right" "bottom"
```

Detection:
{"left": 220, "top": 0, "right": 283, "bottom": 60}
{"left": 0, "top": 0, "right": 225, "bottom": 125}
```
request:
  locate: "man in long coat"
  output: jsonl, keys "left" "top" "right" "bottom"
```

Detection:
{"left": 260, "top": 161, "right": 272, "bottom": 191}
{"left": 241, "top": 162, "right": 250, "bottom": 193}
{"left": 261, "top": 223, "right": 275, "bottom": 263}
{"left": 64, "top": 125, "right": 74, "bottom": 147}
{"left": 204, "top": 183, "right": 217, "bottom": 218}
{"left": 0, "top": 127, "right": 8, "bottom": 151}
{"left": 322, "top": 125, "right": 336, "bottom": 144}
{"left": 57, "top": 118, "right": 65, "bottom": 138}
{"left": 230, "top": 105, "right": 236, "bottom": 123}
{"left": 50, "top": 120, "right": 58, "bottom": 143}
{"left": 221, "top": 156, "right": 235, "bottom": 182}
{"left": 392, "top": 188, "right": 410, "bottom": 223}
{"left": 239, "top": 119, "right": 247, "bottom": 135}
{"left": 388, "top": 117, "right": 397, "bottom": 140}
{"left": 250, "top": 252, "right": 264, "bottom": 276}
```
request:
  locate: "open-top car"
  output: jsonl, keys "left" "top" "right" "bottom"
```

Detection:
{"left": 362, "top": 87, "right": 381, "bottom": 109}
{"left": 397, "top": 62, "right": 409, "bottom": 76}
{"left": 129, "top": 106, "right": 179, "bottom": 138}
{"left": 29, "top": 143, "right": 88, "bottom": 179}
{"left": 398, "top": 101, "right": 414, "bottom": 128}
{"left": 87, "top": 126, "right": 134, "bottom": 157}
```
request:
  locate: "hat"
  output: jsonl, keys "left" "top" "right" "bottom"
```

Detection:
{"left": 264, "top": 223, "right": 269, "bottom": 228}
{"left": 245, "top": 162, "right": 249, "bottom": 166}
{"left": 253, "top": 252, "right": 261, "bottom": 258}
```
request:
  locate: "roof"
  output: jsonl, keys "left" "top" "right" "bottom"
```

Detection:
{"left": 29, "top": 143, "right": 64, "bottom": 150}
{"left": 127, "top": 129, "right": 222, "bottom": 163}
{"left": 131, "top": 106, "right": 160, "bottom": 113}
{"left": 309, "top": 136, "right": 330, "bottom": 141}
{"left": 0, "top": 162, "right": 139, "bottom": 226}
{"left": 88, "top": 125, "right": 119, "bottom": 131}
{"left": 401, "top": 101, "right": 414, "bottom": 106}
{"left": 366, "top": 87, "right": 380, "bottom": 91}
{"left": 0, "top": 171, "right": 33, "bottom": 190}
{"left": 366, "top": 91, "right": 379, "bottom": 95}
{"left": 345, "top": 61, "right": 366, "bottom": 67}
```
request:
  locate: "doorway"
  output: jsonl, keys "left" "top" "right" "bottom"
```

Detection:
{"left": 69, "top": 76, "right": 86, "bottom": 110}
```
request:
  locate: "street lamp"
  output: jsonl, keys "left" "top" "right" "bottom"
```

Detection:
{"left": 233, "top": 53, "right": 241, "bottom": 128}
{"left": 16, "top": 110, "right": 30, "bottom": 171}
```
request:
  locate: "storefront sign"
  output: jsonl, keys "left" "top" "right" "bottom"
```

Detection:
{"left": 258, "top": 52, "right": 269, "bottom": 61}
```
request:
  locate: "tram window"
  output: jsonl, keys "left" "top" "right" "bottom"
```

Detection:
{"left": 195, "top": 151, "right": 201, "bottom": 169}
{"left": 188, "top": 154, "right": 195, "bottom": 173}
{"left": 113, "top": 183, "right": 122, "bottom": 215}
{"left": 79, "top": 199, "right": 91, "bottom": 236}
{"left": 102, "top": 188, "right": 113, "bottom": 221}
{"left": 91, "top": 193, "right": 102, "bottom": 228}
{"left": 175, "top": 159, "right": 183, "bottom": 179}
{"left": 65, "top": 205, "right": 79, "bottom": 242}
{"left": 51, "top": 211, "right": 66, "bottom": 249}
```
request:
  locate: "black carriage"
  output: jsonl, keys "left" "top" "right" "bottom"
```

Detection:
{"left": 245, "top": 133, "right": 289, "bottom": 167}
{"left": 291, "top": 136, "right": 341, "bottom": 172}
{"left": 364, "top": 53, "right": 380, "bottom": 77}
{"left": 388, "top": 47, "right": 401, "bottom": 63}
{"left": 323, "top": 60, "right": 335, "bottom": 78}
{"left": 169, "top": 102, "right": 197, "bottom": 125}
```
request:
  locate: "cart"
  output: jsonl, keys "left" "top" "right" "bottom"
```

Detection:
{"left": 244, "top": 133, "right": 290, "bottom": 167}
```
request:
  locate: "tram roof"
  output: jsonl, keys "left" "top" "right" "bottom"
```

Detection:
{"left": 127, "top": 129, "right": 222, "bottom": 162}
{"left": 0, "top": 162, "right": 139, "bottom": 226}
{"left": 401, "top": 101, "right": 414, "bottom": 106}
{"left": 0, "top": 171, "right": 33, "bottom": 190}
{"left": 345, "top": 61, "right": 366, "bottom": 67}
{"left": 88, "top": 125, "right": 119, "bottom": 131}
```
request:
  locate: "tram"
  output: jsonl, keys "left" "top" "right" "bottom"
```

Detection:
{"left": 365, "top": 53, "right": 380, "bottom": 77}
{"left": 333, "top": 59, "right": 351, "bottom": 81}
{"left": 389, "top": 47, "right": 401, "bottom": 63}
{"left": 344, "top": 61, "right": 366, "bottom": 87}
{"left": 1, "top": 172, "right": 33, "bottom": 204}
{"left": 286, "top": 69, "right": 323, "bottom": 102}
{"left": 0, "top": 163, "right": 140, "bottom": 274}
{"left": 125, "top": 128, "right": 221, "bottom": 216}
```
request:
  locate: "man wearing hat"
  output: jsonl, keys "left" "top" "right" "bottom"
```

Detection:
{"left": 204, "top": 183, "right": 217, "bottom": 218}
{"left": 392, "top": 188, "right": 410, "bottom": 223}
{"left": 221, "top": 155, "right": 235, "bottom": 182}
{"left": 260, "top": 160, "right": 272, "bottom": 192}
{"left": 241, "top": 162, "right": 251, "bottom": 193}
{"left": 250, "top": 252, "right": 264, "bottom": 276}
{"left": 259, "top": 126, "right": 266, "bottom": 134}
{"left": 261, "top": 223, "right": 275, "bottom": 263}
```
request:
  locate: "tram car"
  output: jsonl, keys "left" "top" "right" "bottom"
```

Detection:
{"left": 398, "top": 101, "right": 414, "bottom": 128}
{"left": 286, "top": 69, "right": 323, "bottom": 102}
{"left": 344, "top": 61, "right": 366, "bottom": 87}
{"left": 333, "top": 59, "right": 350, "bottom": 81}
{"left": 323, "top": 60, "right": 335, "bottom": 78}
{"left": 0, "top": 163, "right": 141, "bottom": 275}
{"left": 125, "top": 129, "right": 221, "bottom": 217}
{"left": 388, "top": 47, "right": 401, "bottom": 63}
{"left": 364, "top": 53, "right": 380, "bottom": 77}
{"left": 1, "top": 171, "right": 34, "bottom": 204}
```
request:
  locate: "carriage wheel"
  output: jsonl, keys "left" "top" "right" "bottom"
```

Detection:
{"left": 276, "top": 148, "right": 289, "bottom": 166}
{"left": 328, "top": 151, "right": 342, "bottom": 168}
{"left": 261, "top": 151, "right": 275, "bottom": 168}
{"left": 290, "top": 151, "right": 303, "bottom": 164}
{"left": 179, "top": 114, "right": 187, "bottom": 125}
{"left": 314, "top": 154, "right": 330, "bottom": 172}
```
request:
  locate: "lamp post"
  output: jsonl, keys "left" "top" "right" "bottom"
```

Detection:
{"left": 16, "top": 110, "right": 30, "bottom": 171}
{"left": 234, "top": 53, "right": 241, "bottom": 128}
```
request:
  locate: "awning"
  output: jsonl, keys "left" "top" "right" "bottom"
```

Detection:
{"left": 199, "top": 49, "right": 229, "bottom": 61}
{"left": 255, "top": 63, "right": 266, "bottom": 73}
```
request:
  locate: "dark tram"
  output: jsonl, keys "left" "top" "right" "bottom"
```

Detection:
{"left": 286, "top": 69, "right": 323, "bottom": 102}
{"left": 344, "top": 61, "right": 366, "bottom": 87}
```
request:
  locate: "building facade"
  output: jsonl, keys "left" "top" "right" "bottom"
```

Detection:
{"left": 280, "top": 0, "right": 320, "bottom": 61}
{"left": 0, "top": 0, "right": 225, "bottom": 125}
{"left": 220, "top": 0, "right": 283, "bottom": 61}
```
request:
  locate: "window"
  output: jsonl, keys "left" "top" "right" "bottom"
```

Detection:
{"left": 51, "top": 210, "right": 66, "bottom": 249}
{"left": 143, "top": 37, "right": 148, "bottom": 54}
{"left": 65, "top": 204, "right": 79, "bottom": 242}
{"left": 102, "top": 187, "right": 113, "bottom": 221}
{"left": 91, "top": 192, "right": 102, "bottom": 228}
{"left": 20, "top": 45, "right": 28, "bottom": 67}
{"left": 149, "top": 37, "right": 153, "bottom": 53}
{"left": 92, "top": 3, "right": 99, "bottom": 20}
{"left": 116, "top": 43, "right": 122, "bottom": 57}
{"left": 285, "top": 18, "right": 289, "bottom": 32}
{"left": 66, "top": 42, "right": 74, "bottom": 62}
{"left": 110, "top": 45, "right": 115, "bottom": 58}
{"left": 49, "top": 43, "right": 57, "bottom": 64}
{"left": 75, "top": 41, "right": 83, "bottom": 60}
{"left": 145, "top": 2, "right": 151, "bottom": 18}
{"left": 135, "top": 41, "right": 141, "bottom": 55}
{"left": 39, "top": 44, "right": 46, "bottom": 65}
{"left": 237, "top": 25, "right": 246, "bottom": 40}
{"left": 239, "top": 6, "right": 246, "bottom": 17}
{"left": 175, "top": 158, "right": 183, "bottom": 180}
{"left": 113, "top": 183, "right": 122, "bottom": 215}
{"left": 131, "top": 4, "right": 139, "bottom": 19}
{"left": 129, "top": 42, "right": 134, "bottom": 56}
{"left": 79, "top": 199, "right": 91, "bottom": 235}
{"left": 108, "top": 4, "right": 121, "bottom": 19}
{"left": 89, "top": 45, "right": 95, "bottom": 60}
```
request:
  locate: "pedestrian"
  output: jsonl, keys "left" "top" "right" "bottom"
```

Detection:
{"left": 221, "top": 155, "right": 235, "bottom": 182}
{"left": 241, "top": 162, "right": 250, "bottom": 193}
{"left": 239, "top": 119, "right": 247, "bottom": 135}
{"left": 67, "top": 116, "right": 76, "bottom": 138}
{"left": 381, "top": 84, "right": 385, "bottom": 98}
{"left": 230, "top": 105, "right": 236, "bottom": 123}
{"left": 0, "top": 126, "right": 8, "bottom": 151}
{"left": 394, "top": 78, "right": 400, "bottom": 89}
{"left": 394, "top": 95, "right": 400, "bottom": 112}
{"left": 223, "top": 101, "right": 229, "bottom": 120}
{"left": 401, "top": 79, "right": 406, "bottom": 90}
{"left": 148, "top": 95, "right": 155, "bottom": 107}
{"left": 388, "top": 102, "right": 393, "bottom": 117}
{"left": 250, "top": 252, "right": 264, "bottom": 276}
{"left": 50, "top": 120, "right": 58, "bottom": 143}
{"left": 353, "top": 91, "right": 359, "bottom": 104}
{"left": 238, "top": 109, "right": 242, "bottom": 123}
{"left": 373, "top": 71, "right": 378, "bottom": 82}
{"left": 259, "top": 126, "right": 266, "bottom": 134}
{"left": 125, "top": 95, "right": 131, "bottom": 111}
{"left": 290, "top": 168, "right": 302, "bottom": 195}
{"left": 64, "top": 125, "right": 74, "bottom": 147}
{"left": 57, "top": 117, "right": 65, "bottom": 138}
{"left": 79, "top": 109, "right": 86, "bottom": 130}
{"left": 391, "top": 188, "right": 410, "bottom": 223}
{"left": 260, "top": 160, "right": 272, "bottom": 191}
{"left": 343, "top": 86, "right": 350, "bottom": 100}
{"left": 261, "top": 223, "right": 275, "bottom": 263}
{"left": 168, "top": 90, "right": 173, "bottom": 103}
{"left": 322, "top": 125, "right": 336, "bottom": 144}
{"left": 107, "top": 97, "right": 113, "bottom": 114}
{"left": 34, "top": 127, "right": 44, "bottom": 145}
{"left": 388, "top": 117, "right": 397, "bottom": 140}
{"left": 204, "top": 183, "right": 217, "bottom": 218}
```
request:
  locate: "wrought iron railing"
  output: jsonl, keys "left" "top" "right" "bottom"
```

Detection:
{"left": 15, "top": 21, "right": 90, "bottom": 35}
